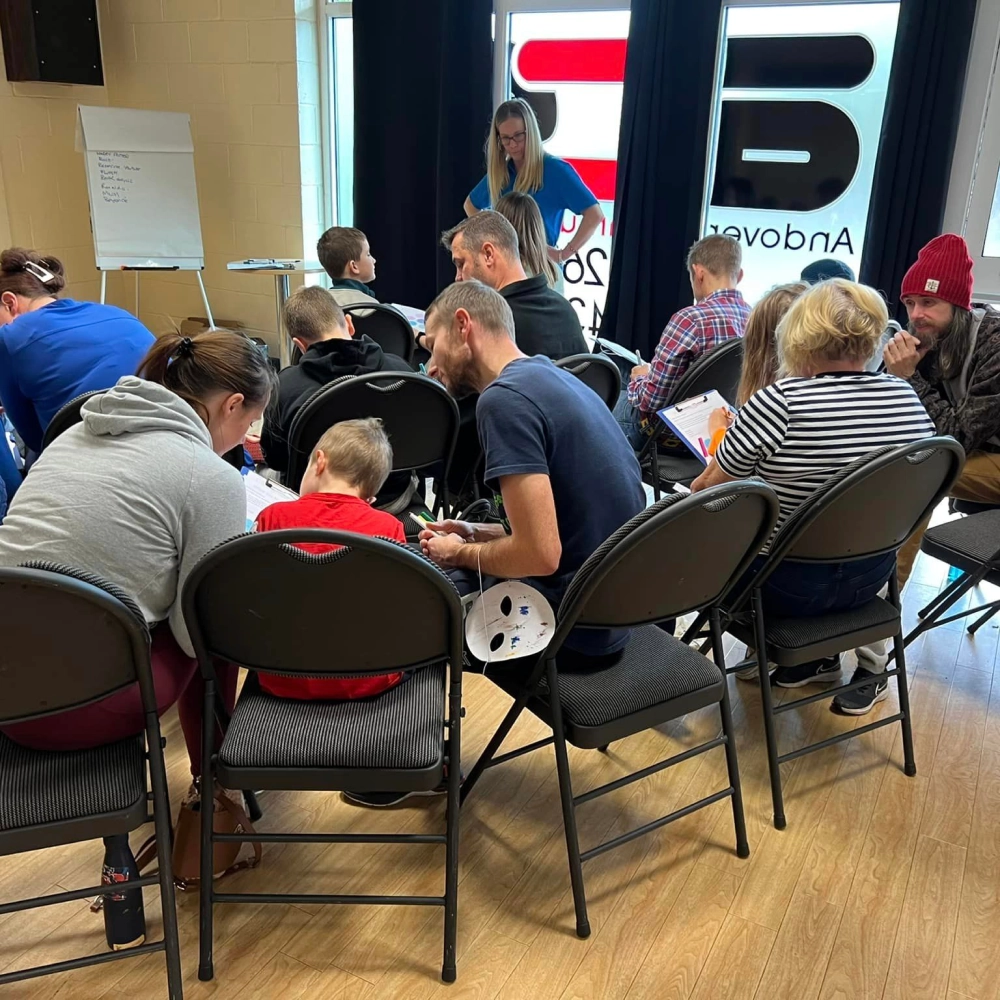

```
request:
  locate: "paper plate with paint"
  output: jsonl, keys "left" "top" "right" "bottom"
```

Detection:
{"left": 465, "top": 581, "right": 555, "bottom": 662}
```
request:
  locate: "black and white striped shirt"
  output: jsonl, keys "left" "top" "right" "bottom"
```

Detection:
{"left": 715, "top": 372, "right": 935, "bottom": 542}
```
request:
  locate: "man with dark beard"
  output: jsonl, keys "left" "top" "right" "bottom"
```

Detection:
{"left": 882, "top": 234, "right": 1000, "bottom": 584}
{"left": 418, "top": 279, "right": 645, "bottom": 658}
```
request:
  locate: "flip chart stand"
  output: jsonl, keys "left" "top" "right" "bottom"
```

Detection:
{"left": 100, "top": 265, "right": 216, "bottom": 330}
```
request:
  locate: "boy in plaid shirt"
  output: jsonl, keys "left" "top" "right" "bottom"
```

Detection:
{"left": 613, "top": 235, "right": 750, "bottom": 449}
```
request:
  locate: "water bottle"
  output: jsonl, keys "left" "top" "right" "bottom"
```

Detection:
{"left": 100, "top": 835, "right": 146, "bottom": 951}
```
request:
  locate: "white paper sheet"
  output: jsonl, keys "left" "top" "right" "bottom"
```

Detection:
{"left": 244, "top": 471, "right": 298, "bottom": 529}
{"left": 656, "top": 390, "right": 734, "bottom": 465}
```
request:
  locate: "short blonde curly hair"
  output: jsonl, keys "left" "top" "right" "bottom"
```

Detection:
{"left": 777, "top": 278, "right": 888, "bottom": 377}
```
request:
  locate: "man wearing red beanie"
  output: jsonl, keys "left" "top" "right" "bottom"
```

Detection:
{"left": 884, "top": 233, "right": 1000, "bottom": 584}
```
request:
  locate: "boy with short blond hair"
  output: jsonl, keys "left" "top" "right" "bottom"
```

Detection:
{"left": 255, "top": 417, "right": 406, "bottom": 700}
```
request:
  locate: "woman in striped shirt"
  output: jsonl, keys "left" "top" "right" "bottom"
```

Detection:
{"left": 692, "top": 279, "right": 934, "bottom": 709}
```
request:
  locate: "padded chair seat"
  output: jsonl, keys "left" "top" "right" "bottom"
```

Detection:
{"left": 217, "top": 665, "right": 447, "bottom": 791}
{"left": 0, "top": 733, "right": 146, "bottom": 852}
{"left": 494, "top": 625, "right": 724, "bottom": 749}
{"left": 728, "top": 596, "right": 900, "bottom": 667}
{"left": 922, "top": 510, "right": 1000, "bottom": 580}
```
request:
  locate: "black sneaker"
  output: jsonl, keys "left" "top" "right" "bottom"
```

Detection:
{"left": 772, "top": 655, "right": 842, "bottom": 688}
{"left": 832, "top": 668, "right": 889, "bottom": 715}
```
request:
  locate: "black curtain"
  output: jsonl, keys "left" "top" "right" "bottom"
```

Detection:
{"left": 860, "top": 0, "right": 977, "bottom": 319}
{"left": 600, "top": 0, "right": 724, "bottom": 356}
{"left": 353, "top": 0, "right": 493, "bottom": 307}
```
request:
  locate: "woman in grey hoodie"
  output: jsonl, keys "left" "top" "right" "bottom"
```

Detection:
{"left": 0, "top": 329, "right": 276, "bottom": 785}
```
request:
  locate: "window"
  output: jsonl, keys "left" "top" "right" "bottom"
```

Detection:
{"left": 702, "top": 2, "right": 900, "bottom": 303}
{"left": 321, "top": 2, "right": 354, "bottom": 228}
{"left": 943, "top": 0, "right": 1000, "bottom": 300}
{"left": 495, "top": 2, "right": 630, "bottom": 337}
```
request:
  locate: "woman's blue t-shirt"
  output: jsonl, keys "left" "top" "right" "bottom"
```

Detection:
{"left": 468, "top": 154, "right": 599, "bottom": 246}
{"left": 0, "top": 299, "right": 155, "bottom": 453}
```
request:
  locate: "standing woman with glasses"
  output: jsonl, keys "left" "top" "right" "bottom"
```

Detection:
{"left": 464, "top": 99, "right": 605, "bottom": 268}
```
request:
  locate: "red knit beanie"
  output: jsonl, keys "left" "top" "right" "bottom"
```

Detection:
{"left": 900, "top": 234, "right": 974, "bottom": 311}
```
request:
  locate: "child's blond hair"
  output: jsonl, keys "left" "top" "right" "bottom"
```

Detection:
{"left": 313, "top": 418, "right": 393, "bottom": 498}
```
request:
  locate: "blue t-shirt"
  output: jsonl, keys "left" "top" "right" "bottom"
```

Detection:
{"left": 0, "top": 299, "right": 155, "bottom": 453}
{"left": 468, "top": 154, "right": 599, "bottom": 247}
{"left": 477, "top": 356, "right": 645, "bottom": 656}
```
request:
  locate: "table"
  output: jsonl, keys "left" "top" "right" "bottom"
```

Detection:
{"left": 226, "top": 259, "right": 326, "bottom": 368}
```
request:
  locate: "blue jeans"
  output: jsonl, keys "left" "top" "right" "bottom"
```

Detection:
{"left": 747, "top": 552, "right": 896, "bottom": 619}
{"left": 613, "top": 390, "right": 646, "bottom": 450}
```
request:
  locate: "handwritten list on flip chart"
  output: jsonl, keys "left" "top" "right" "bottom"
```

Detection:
{"left": 96, "top": 152, "right": 140, "bottom": 205}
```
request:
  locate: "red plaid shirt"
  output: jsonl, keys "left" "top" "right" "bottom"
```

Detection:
{"left": 628, "top": 288, "right": 750, "bottom": 414}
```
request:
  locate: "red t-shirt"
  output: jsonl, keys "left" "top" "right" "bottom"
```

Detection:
{"left": 254, "top": 492, "right": 408, "bottom": 701}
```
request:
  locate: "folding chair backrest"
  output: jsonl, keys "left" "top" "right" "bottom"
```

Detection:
{"left": 41, "top": 390, "right": 106, "bottom": 450}
{"left": 285, "top": 371, "right": 460, "bottom": 491}
{"left": 182, "top": 530, "right": 464, "bottom": 677}
{"left": 664, "top": 338, "right": 744, "bottom": 407}
{"left": 555, "top": 353, "right": 622, "bottom": 410}
{"left": 771, "top": 437, "right": 964, "bottom": 564}
{"left": 0, "top": 564, "right": 151, "bottom": 725}
{"left": 552, "top": 482, "right": 779, "bottom": 647}
{"left": 343, "top": 304, "right": 416, "bottom": 365}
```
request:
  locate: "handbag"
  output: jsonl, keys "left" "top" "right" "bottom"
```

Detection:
{"left": 171, "top": 784, "right": 262, "bottom": 890}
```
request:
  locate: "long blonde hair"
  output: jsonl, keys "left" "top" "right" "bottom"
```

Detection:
{"left": 486, "top": 99, "right": 545, "bottom": 208}
{"left": 777, "top": 279, "right": 889, "bottom": 377}
{"left": 737, "top": 282, "right": 808, "bottom": 405}
{"left": 495, "top": 191, "right": 559, "bottom": 286}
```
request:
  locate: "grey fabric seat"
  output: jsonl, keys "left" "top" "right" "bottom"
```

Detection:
{"left": 0, "top": 733, "right": 146, "bottom": 837}
{"left": 493, "top": 626, "right": 723, "bottom": 748}
{"left": 220, "top": 665, "right": 446, "bottom": 786}
{"left": 728, "top": 594, "right": 901, "bottom": 667}
{"left": 921, "top": 508, "right": 1000, "bottom": 573}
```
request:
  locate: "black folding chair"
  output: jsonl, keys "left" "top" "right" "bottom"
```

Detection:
{"left": 40, "top": 389, "right": 107, "bottom": 450}
{"left": 555, "top": 353, "right": 622, "bottom": 410}
{"left": 285, "top": 372, "right": 460, "bottom": 520}
{"left": 460, "top": 481, "right": 779, "bottom": 937}
{"left": 695, "top": 437, "right": 964, "bottom": 830}
{"left": 182, "top": 530, "right": 465, "bottom": 984}
{"left": 0, "top": 564, "right": 182, "bottom": 998}
{"left": 906, "top": 504, "right": 1000, "bottom": 640}
{"left": 343, "top": 303, "right": 416, "bottom": 365}
{"left": 639, "top": 338, "right": 744, "bottom": 499}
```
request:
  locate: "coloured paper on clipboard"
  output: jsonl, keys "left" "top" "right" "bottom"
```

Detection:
{"left": 656, "top": 390, "right": 734, "bottom": 465}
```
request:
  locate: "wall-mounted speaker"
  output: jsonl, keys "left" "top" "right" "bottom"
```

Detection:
{"left": 0, "top": 0, "right": 104, "bottom": 87}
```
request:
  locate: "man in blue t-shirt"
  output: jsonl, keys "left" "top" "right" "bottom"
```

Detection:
{"left": 419, "top": 279, "right": 645, "bottom": 658}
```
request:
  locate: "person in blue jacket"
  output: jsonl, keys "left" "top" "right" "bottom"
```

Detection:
{"left": 0, "top": 248, "right": 155, "bottom": 456}
{"left": 464, "top": 98, "right": 605, "bottom": 267}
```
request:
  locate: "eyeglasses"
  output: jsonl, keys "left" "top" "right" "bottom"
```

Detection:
{"left": 498, "top": 131, "right": 527, "bottom": 147}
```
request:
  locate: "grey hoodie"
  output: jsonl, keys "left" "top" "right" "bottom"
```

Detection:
{"left": 0, "top": 377, "right": 246, "bottom": 655}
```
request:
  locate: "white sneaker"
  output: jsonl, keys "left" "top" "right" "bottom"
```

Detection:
{"left": 733, "top": 656, "right": 776, "bottom": 682}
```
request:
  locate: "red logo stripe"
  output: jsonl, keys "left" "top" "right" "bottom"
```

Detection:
{"left": 516, "top": 39, "right": 627, "bottom": 84}
{"left": 566, "top": 157, "right": 617, "bottom": 203}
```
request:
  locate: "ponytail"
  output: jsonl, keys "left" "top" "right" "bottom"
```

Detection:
{"left": 137, "top": 329, "right": 276, "bottom": 421}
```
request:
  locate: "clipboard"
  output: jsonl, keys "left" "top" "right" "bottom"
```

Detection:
{"left": 244, "top": 470, "right": 298, "bottom": 529}
{"left": 656, "top": 390, "right": 734, "bottom": 464}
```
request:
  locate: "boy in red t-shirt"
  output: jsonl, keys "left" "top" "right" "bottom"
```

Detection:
{"left": 255, "top": 417, "right": 406, "bottom": 700}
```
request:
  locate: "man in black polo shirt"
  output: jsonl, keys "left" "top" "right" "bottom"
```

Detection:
{"left": 440, "top": 211, "right": 587, "bottom": 361}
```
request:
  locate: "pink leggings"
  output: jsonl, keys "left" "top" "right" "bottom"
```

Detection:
{"left": 1, "top": 628, "right": 238, "bottom": 777}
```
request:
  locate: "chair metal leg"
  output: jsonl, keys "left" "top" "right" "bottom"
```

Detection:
{"left": 547, "top": 661, "right": 590, "bottom": 938}
{"left": 198, "top": 681, "right": 216, "bottom": 982}
{"left": 243, "top": 789, "right": 262, "bottom": 823}
{"left": 889, "top": 573, "right": 917, "bottom": 778}
{"left": 597, "top": 744, "right": 610, "bottom": 753}
{"left": 969, "top": 604, "right": 1000, "bottom": 635}
{"left": 442, "top": 676, "right": 462, "bottom": 983}
{"left": 650, "top": 445, "right": 661, "bottom": 502}
{"left": 752, "top": 590, "right": 786, "bottom": 829}
{"left": 460, "top": 690, "right": 530, "bottom": 805}
{"left": 710, "top": 609, "right": 749, "bottom": 858}
{"left": 146, "top": 717, "right": 184, "bottom": 1000}
{"left": 918, "top": 569, "right": 968, "bottom": 619}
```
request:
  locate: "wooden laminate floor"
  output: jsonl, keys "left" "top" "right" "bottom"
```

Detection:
{"left": 2, "top": 543, "right": 1000, "bottom": 1000}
